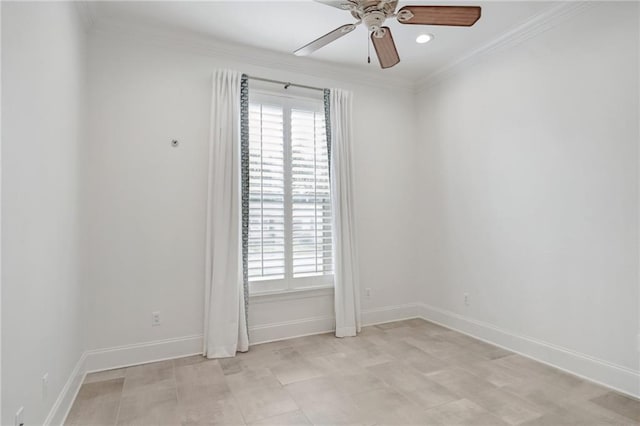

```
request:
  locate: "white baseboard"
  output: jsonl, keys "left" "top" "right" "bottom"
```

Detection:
{"left": 79, "top": 303, "right": 418, "bottom": 376}
{"left": 249, "top": 315, "right": 335, "bottom": 345}
{"left": 44, "top": 303, "right": 414, "bottom": 424}
{"left": 84, "top": 334, "right": 203, "bottom": 373}
{"left": 43, "top": 353, "right": 87, "bottom": 426}
{"left": 415, "top": 302, "right": 640, "bottom": 399}
{"left": 362, "top": 303, "right": 418, "bottom": 326}
{"left": 248, "top": 303, "right": 418, "bottom": 345}
{"left": 47, "top": 301, "right": 638, "bottom": 426}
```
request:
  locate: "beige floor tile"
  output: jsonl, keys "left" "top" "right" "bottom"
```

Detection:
{"left": 284, "top": 376, "right": 341, "bottom": 406}
{"left": 291, "top": 340, "right": 339, "bottom": 358}
{"left": 233, "top": 385, "right": 299, "bottom": 423}
{"left": 331, "top": 334, "right": 378, "bottom": 353}
{"left": 434, "top": 333, "right": 513, "bottom": 362}
{"left": 465, "top": 388, "right": 542, "bottom": 425}
{"left": 418, "top": 398, "right": 510, "bottom": 426}
{"left": 177, "top": 382, "right": 232, "bottom": 406}
{"left": 409, "top": 320, "right": 452, "bottom": 337}
{"left": 306, "top": 352, "right": 367, "bottom": 376}
{"left": 399, "top": 377, "right": 459, "bottom": 410}
{"left": 295, "top": 394, "right": 365, "bottom": 425}
{"left": 502, "top": 377, "right": 573, "bottom": 412}
{"left": 328, "top": 371, "right": 388, "bottom": 395}
{"left": 426, "top": 367, "right": 499, "bottom": 399}
{"left": 123, "top": 360, "right": 175, "bottom": 396}
{"left": 247, "top": 410, "right": 311, "bottom": 426}
{"left": 65, "top": 378, "right": 124, "bottom": 426}
{"left": 174, "top": 355, "right": 210, "bottom": 368}
{"left": 493, "top": 355, "right": 560, "bottom": 379}
{"left": 344, "top": 346, "right": 396, "bottom": 368}
{"left": 126, "top": 360, "right": 174, "bottom": 379}
{"left": 502, "top": 371, "right": 610, "bottom": 412}
{"left": 400, "top": 344, "right": 450, "bottom": 374}
{"left": 465, "top": 340, "right": 513, "bottom": 361}
{"left": 123, "top": 375, "right": 176, "bottom": 398}
{"left": 404, "top": 335, "right": 468, "bottom": 361}
{"left": 459, "top": 359, "right": 527, "bottom": 388}
{"left": 117, "top": 386, "right": 180, "bottom": 426}
{"left": 549, "top": 374, "right": 610, "bottom": 402}
{"left": 179, "top": 395, "right": 246, "bottom": 426}
{"left": 219, "top": 357, "right": 245, "bottom": 376}
{"left": 175, "top": 360, "right": 226, "bottom": 387}
{"left": 367, "top": 361, "right": 436, "bottom": 393}
{"left": 67, "top": 320, "right": 633, "bottom": 426}
{"left": 234, "top": 350, "right": 285, "bottom": 371}
{"left": 376, "top": 321, "right": 410, "bottom": 330}
{"left": 66, "top": 399, "right": 121, "bottom": 426}
{"left": 269, "top": 359, "right": 324, "bottom": 385}
{"left": 591, "top": 391, "right": 640, "bottom": 422}
{"left": 74, "top": 377, "right": 125, "bottom": 402}
{"left": 283, "top": 371, "right": 380, "bottom": 403}
{"left": 225, "top": 366, "right": 281, "bottom": 394}
{"left": 285, "top": 377, "right": 370, "bottom": 425}
{"left": 521, "top": 399, "right": 636, "bottom": 426}
{"left": 85, "top": 368, "right": 127, "bottom": 384}
{"left": 350, "top": 387, "right": 426, "bottom": 425}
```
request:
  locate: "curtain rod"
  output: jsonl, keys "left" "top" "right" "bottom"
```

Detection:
{"left": 246, "top": 75, "right": 325, "bottom": 92}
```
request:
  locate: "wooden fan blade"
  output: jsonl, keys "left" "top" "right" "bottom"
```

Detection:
{"left": 371, "top": 27, "right": 400, "bottom": 69}
{"left": 397, "top": 6, "right": 481, "bottom": 26}
{"left": 294, "top": 23, "right": 357, "bottom": 56}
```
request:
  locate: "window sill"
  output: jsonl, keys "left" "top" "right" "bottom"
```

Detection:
{"left": 249, "top": 285, "right": 334, "bottom": 304}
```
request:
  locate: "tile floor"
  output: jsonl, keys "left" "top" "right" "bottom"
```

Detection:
{"left": 66, "top": 319, "right": 640, "bottom": 425}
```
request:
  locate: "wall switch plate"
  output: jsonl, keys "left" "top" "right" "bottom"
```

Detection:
{"left": 365, "top": 288, "right": 372, "bottom": 298}
{"left": 464, "top": 293, "right": 470, "bottom": 306}
{"left": 152, "top": 311, "right": 161, "bottom": 326}
{"left": 15, "top": 406, "right": 24, "bottom": 426}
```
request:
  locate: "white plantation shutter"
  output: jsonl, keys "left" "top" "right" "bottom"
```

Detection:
{"left": 291, "top": 109, "right": 333, "bottom": 277}
{"left": 248, "top": 93, "right": 333, "bottom": 291}
{"left": 248, "top": 103, "right": 285, "bottom": 280}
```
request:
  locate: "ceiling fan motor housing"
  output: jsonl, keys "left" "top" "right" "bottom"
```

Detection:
{"left": 297, "top": 1, "right": 481, "bottom": 69}
{"left": 363, "top": 11, "right": 386, "bottom": 32}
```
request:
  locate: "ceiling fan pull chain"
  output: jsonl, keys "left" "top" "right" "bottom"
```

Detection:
{"left": 367, "top": 30, "right": 371, "bottom": 64}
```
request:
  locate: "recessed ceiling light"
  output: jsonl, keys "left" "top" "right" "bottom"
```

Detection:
{"left": 416, "top": 33, "right": 434, "bottom": 44}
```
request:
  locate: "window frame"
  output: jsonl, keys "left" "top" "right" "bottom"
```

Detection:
{"left": 248, "top": 90, "right": 334, "bottom": 296}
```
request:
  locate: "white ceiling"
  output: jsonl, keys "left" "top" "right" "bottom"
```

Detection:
{"left": 90, "top": 1, "right": 559, "bottom": 79}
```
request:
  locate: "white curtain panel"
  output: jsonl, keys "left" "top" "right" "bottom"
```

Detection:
{"left": 329, "top": 89, "right": 362, "bottom": 337}
{"left": 203, "top": 70, "right": 249, "bottom": 358}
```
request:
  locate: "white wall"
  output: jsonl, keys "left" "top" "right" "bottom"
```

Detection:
{"left": 84, "top": 28, "right": 419, "bottom": 353}
{"left": 415, "top": 0, "right": 638, "bottom": 386}
{"left": 1, "top": 2, "right": 87, "bottom": 425}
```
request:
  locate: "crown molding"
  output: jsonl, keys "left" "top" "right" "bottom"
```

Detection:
{"left": 89, "top": 19, "right": 415, "bottom": 92}
{"left": 416, "top": 1, "right": 594, "bottom": 93}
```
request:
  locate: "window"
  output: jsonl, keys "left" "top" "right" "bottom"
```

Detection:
{"left": 248, "top": 92, "right": 333, "bottom": 294}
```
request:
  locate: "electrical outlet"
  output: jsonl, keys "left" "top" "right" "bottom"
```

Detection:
{"left": 464, "top": 293, "right": 470, "bottom": 306}
{"left": 152, "top": 311, "right": 161, "bottom": 326}
{"left": 42, "top": 373, "right": 49, "bottom": 399}
{"left": 15, "top": 406, "right": 24, "bottom": 426}
{"left": 365, "top": 288, "right": 372, "bottom": 298}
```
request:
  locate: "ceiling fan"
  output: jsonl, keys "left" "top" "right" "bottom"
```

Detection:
{"left": 294, "top": 1, "right": 481, "bottom": 69}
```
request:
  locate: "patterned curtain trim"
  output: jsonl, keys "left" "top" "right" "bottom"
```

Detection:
{"left": 323, "top": 89, "right": 332, "bottom": 174}
{"left": 240, "top": 74, "right": 250, "bottom": 336}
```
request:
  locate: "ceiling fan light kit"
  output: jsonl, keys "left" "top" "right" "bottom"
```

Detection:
{"left": 295, "top": 1, "right": 481, "bottom": 69}
{"left": 416, "top": 33, "right": 434, "bottom": 44}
